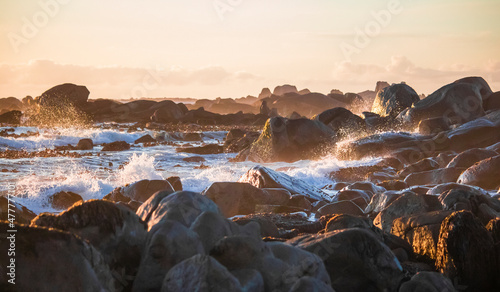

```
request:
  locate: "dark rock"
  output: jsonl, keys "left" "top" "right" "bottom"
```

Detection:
{"left": 377, "top": 180, "right": 408, "bottom": 191}
{"left": 317, "top": 201, "right": 364, "bottom": 217}
{"left": 240, "top": 117, "right": 334, "bottom": 163}
{"left": 176, "top": 144, "right": 223, "bottom": 155}
{"left": 136, "top": 190, "right": 174, "bottom": 224}
{"left": 398, "top": 158, "right": 440, "bottom": 179}
{"left": 342, "top": 181, "right": 385, "bottom": 197}
{"left": 0, "top": 196, "right": 36, "bottom": 224}
{"left": 31, "top": 200, "right": 146, "bottom": 290}
{"left": 288, "top": 276, "right": 335, "bottom": 292}
{"left": 436, "top": 211, "right": 496, "bottom": 291}
{"left": 0, "top": 222, "right": 115, "bottom": 291}
{"left": 446, "top": 116, "right": 500, "bottom": 152}
{"left": 231, "top": 269, "right": 265, "bottom": 292}
{"left": 166, "top": 176, "right": 183, "bottom": 191}
{"left": 106, "top": 179, "right": 174, "bottom": 203}
{"left": 372, "top": 83, "right": 420, "bottom": 118}
{"left": 203, "top": 182, "right": 290, "bottom": 217}
{"left": 457, "top": 155, "right": 500, "bottom": 190}
{"left": 150, "top": 101, "right": 185, "bottom": 123}
{"left": 325, "top": 214, "right": 373, "bottom": 232}
{"left": 365, "top": 191, "right": 401, "bottom": 214}
{"left": 39, "top": 83, "right": 90, "bottom": 108}
{"left": 238, "top": 165, "right": 332, "bottom": 202}
{"left": 162, "top": 255, "right": 242, "bottom": 292}
{"left": 48, "top": 191, "right": 83, "bottom": 210}
{"left": 426, "top": 182, "right": 490, "bottom": 196}
{"left": 438, "top": 187, "right": 500, "bottom": 223}
{"left": 446, "top": 148, "right": 498, "bottom": 169}
{"left": 101, "top": 141, "right": 130, "bottom": 151}
{"left": 399, "top": 271, "right": 455, "bottom": 292}
{"left": 132, "top": 220, "right": 205, "bottom": 292}
{"left": 335, "top": 190, "right": 370, "bottom": 210}
{"left": 404, "top": 167, "right": 465, "bottom": 186}
{"left": 313, "top": 107, "right": 366, "bottom": 138}
{"left": 0, "top": 110, "right": 22, "bottom": 124}
{"left": 232, "top": 215, "right": 280, "bottom": 238}
{"left": 288, "top": 194, "right": 313, "bottom": 210}
{"left": 182, "top": 156, "right": 206, "bottom": 163}
{"left": 134, "top": 134, "right": 156, "bottom": 144}
{"left": 484, "top": 91, "right": 500, "bottom": 111}
{"left": 418, "top": 117, "right": 450, "bottom": 135}
{"left": 182, "top": 132, "right": 203, "bottom": 141}
{"left": 288, "top": 228, "right": 403, "bottom": 292}
{"left": 76, "top": 138, "right": 93, "bottom": 150}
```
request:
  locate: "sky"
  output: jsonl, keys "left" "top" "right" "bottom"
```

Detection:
{"left": 1, "top": 0, "right": 499, "bottom": 100}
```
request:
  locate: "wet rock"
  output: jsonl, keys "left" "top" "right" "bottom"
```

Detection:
{"left": 76, "top": 138, "right": 93, "bottom": 150}
{"left": 176, "top": 144, "right": 224, "bottom": 154}
{"left": 162, "top": 255, "right": 243, "bottom": 292}
{"left": 438, "top": 187, "right": 500, "bottom": 223}
{"left": 0, "top": 222, "right": 115, "bottom": 291}
{"left": 241, "top": 116, "right": 334, "bottom": 163}
{"left": 391, "top": 210, "right": 453, "bottom": 263}
{"left": 231, "top": 269, "right": 265, "bottom": 292}
{"left": 134, "top": 134, "right": 156, "bottom": 144}
{"left": 224, "top": 131, "right": 260, "bottom": 153}
{"left": 399, "top": 271, "right": 455, "bottom": 292}
{"left": 288, "top": 228, "right": 403, "bottom": 292}
{"left": 31, "top": 200, "right": 146, "bottom": 290}
{"left": 436, "top": 211, "right": 496, "bottom": 291}
{"left": 314, "top": 107, "right": 366, "bottom": 139}
{"left": 342, "top": 181, "right": 385, "bottom": 197}
{"left": 457, "top": 155, "right": 500, "bottom": 190}
{"left": 182, "top": 132, "right": 202, "bottom": 141}
{"left": 426, "top": 182, "right": 489, "bottom": 196}
{"left": 0, "top": 196, "right": 36, "bottom": 224}
{"left": 364, "top": 191, "right": 401, "bottom": 214}
{"left": 317, "top": 201, "right": 364, "bottom": 217}
{"left": 325, "top": 214, "right": 373, "bottom": 232}
{"left": 335, "top": 190, "right": 370, "bottom": 210}
{"left": 203, "top": 182, "right": 290, "bottom": 217}
{"left": 132, "top": 220, "right": 204, "bottom": 292}
{"left": 147, "top": 191, "right": 220, "bottom": 229}
{"left": 150, "top": 101, "right": 185, "bottom": 123}
{"left": 329, "top": 165, "right": 390, "bottom": 182}
{"left": 404, "top": 167, "right": 465, "bottom": 186}
{"left": 377, "top": 180, "right": 408, "bottom": 191}
{"left": 288, "top": 194, "right": 313, "bottom": 210}
{"left": 166, "top": 176, "right": 183, "bottom": 191}
{"left": 182, "top": 156, "right": 206, "bottom": 163}
{"left": 484, "top": 91, "right": 500, "bottom": 111}
{"left": 398, "top": 158, "right": 440, "bottom": 179}
{"left": 48, "top": 191, "right": 83, "bottom": 210}
{"left": 374, "top": 193, "right": 441, "bottom": 233}
{"left": 136, "top": 190, "right": 174, "bottom": 223}
{"left": 418, "top": 117, "right": 450, "bottom": 135}
{"left": 101, "top": 141, "right": 130, "bottom": 151}
{"left": 239, "top": 165, "right": 332, "bottom": 202}
{"left": 232, "top": 215, "right": 280, "bottom": 238}
{"left": 372, "top": 83, "right": 420, "bottom": 118}
{"left": 446, "top": 116, "right": 500, "bottom": 152}
{"left": 446, "top": 148, "right": 498, "bottom": 169}
{"left": 107, "top": 179, "right": 174, "bottom": 203}
{"left": 0, "top": 110, "right": 22, "bottom": 124}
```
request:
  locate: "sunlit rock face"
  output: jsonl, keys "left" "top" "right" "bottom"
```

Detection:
{"left": 371, "top": 83, "right": 420, "bottom": 118}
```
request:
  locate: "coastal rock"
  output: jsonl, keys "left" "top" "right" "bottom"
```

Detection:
{"left": 76, "top": 138, "right": 93, "bottom": 150}
{"left": 231, "top": 269, "right": 265, "bottom": 292}
{"left": 418, "top": 117, "right": 450, "bottom": 135}
{"left": 335, "top": 190, "right": 371, "bottom": 210}
{"left": 107, "top": 179, "right": 174, "bottom": 203}
{"left": 31, "top": 200, "right": 146, "bottom": 290}
{"left": 101, "top": 141, "right": 130, "bottom": 151}
{"left": 288, "top": 228, "right": 403, "bottom": 292}
{"left": 176, "top": 144, "right": 223, "bottom": 155}
{"left": 399, "top": 271, "right": 455, "bottom": 292}
{"left": 0, "top": 196, "right": 36, "bottom": 224}
{"left": 48, "top": 191, "right": 83, "bottom": 209}
{"left": 371, "top": 83, "right": 420, "bottom": 118}
{"left": 147, "top": 191, "right": 220, "bottom": 229}
{"left": 132, "top": 220, "right": 205, "bottom": 292}
{"left": 364, "top": 191, "right": 401, "bottom": 214}
{"left": 404, "top": 167, "right": 465, "bottom": 186}
{"left": 325, "top": 214, "right": 373, "bottom": 232}
{"left": 239, "top": 165, "right": 331, "bottom": 202}
{"left": 162, "top": 255, "right": 243, "bottom": 292}
{"left": 398, "top": 158, "right": 440, "bottom": 179}
{"left": 399, "top": 77, "right": 488, "bottom": 126}
{"left": 484, "top": 91, "right": 500, "bottom": 111}
{"left": 289, "top": 276, "right": 335, "bottom": 292}
{"left": 150, "top": 100, "right": 185, "bottom": 123}
{"left": 438, "top": 187, "right": 500, "bottom": 223}
{"left": 314, "top": 107, "right": 366, "bottom": 139}
{"left": 39, "top": 83, "right": 90, "bottom": 108}
{"left": 317, "top": 201, "right": 365, "bottom": 217}
{"left": 446, "top": 116, "right": 500, "bottom": 152}
{"left": 341, "top": 181, "right": 385, "bottom": 197}
{"left": 436, "top": 211, "right": 496, "bottom": 291}
{"left": 241, "top": 117, "right": 334, "bottom": 163}
{"left": 166, "top": 176, "right": 183, "bottom": 191}
{"left": 136, "top": 190, "right": 174, "bottom": 223}
{"left": 0, "top": 110, "right": 22, "bottom": 124}
{"left": 182, "top": 156, "right": 206, "bottom": 163}
{"left": 203, "top": 182, "right": 290, "bottom": 217}
{"left": 273, "top": 84, "right": 298, "bottom": 96}
{"left": 426, "top": 182, "right": 490, "bottom": 196}
{"left": 134, "top": 134, "right": 156, "bottom": 144}
{"left": 0, "top": 222, "right": 115, "bottom": 291}
{"left": 258, "top": 87, "right": 272, "bottom": 99}
{"left": 446, "top": 148, "right": 498, "bottom": 169}
{"left": 457, "top": 155, "right": 500, "bottom": 190}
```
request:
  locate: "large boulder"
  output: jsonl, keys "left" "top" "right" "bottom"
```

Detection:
{"left": 39, "top": 83, "right": 90, "bottom": 108}
{"left": 436, "top": 211, "right": 497, "bottom": 291}
{"left": 132, "top": 220, "right": 205, "bottom": 292}
{"left": 273, "top": 84, "right": 298, "bottom": 96}
{"left": 202, "top": 182, "right": 290, "bottom": 217}
{"left": 31, "top": 200, "right": 147, "bottom": 290}
{"left": 313, "top": 107, "right": 366, "bottom": 139}
{"left": 399, "top": 271, "right": 455, "bottom": 292}
{"left": 457, "top": 155, "right": 500, "bottom": 190}
{"left": 288, "top": 228, "right": 404, "bottom": 292}
{"left": 0, "top": 196, "right": 36, "bottom": 224}
{"left": 105, "top": 179, "right": 174, "bottom": 203}
{"left": 238, "top": 165, "right": 332, "bottom": 202}
{"left": 484, "top": 91, "right": 500, "bottom": 111}
{"left": 399, "top": 77, "right": 489, "bottom": 126}
{"left": 151, "top": 100, "right": 185, "bottom": 123}
{"left": 0, "top": 223, "right": 115, "bottom": 291}
{"left": 162, "top": 255, "right": 243, "bottom": 292}
{"left": 0, "top": 110, "right": 22, "bottom": 124}
{"left": 240, "top": 117, "right": 334, "bottom": 162}
{"left": 446, "top": 148, "right": 498, "bottom": 169}
{"left": 371, "top": 83, "right": 420, "bottom": 118}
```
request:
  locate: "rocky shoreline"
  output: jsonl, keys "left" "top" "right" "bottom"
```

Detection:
{"left": 1, "top": 77, "right": 500, "bottom": 291}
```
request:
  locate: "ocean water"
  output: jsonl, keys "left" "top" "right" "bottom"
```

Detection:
{"left": 0, "top": 125, "right": 380, "bottom": 214}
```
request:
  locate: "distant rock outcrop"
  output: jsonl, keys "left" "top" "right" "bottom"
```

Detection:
{"left": 258, "top": 88, "right": 272, "bottom": 99}
{"left": 39, "top": 83, "right": 90, "bottom": 108}
{"left": 273, "top": 84, "right": 298, "bottom": 96}
{"left": 375, "top": 81, "right": 391, "bottom": 94}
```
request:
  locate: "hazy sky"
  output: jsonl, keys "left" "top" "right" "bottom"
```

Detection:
{"left": 1, "top": 0, "right": 499, "bottom": 99}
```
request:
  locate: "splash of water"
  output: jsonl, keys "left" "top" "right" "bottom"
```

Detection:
{"left": 115, "top": 153, "right": 163, "bottom": 186}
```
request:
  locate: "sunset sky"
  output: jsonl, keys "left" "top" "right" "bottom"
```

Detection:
{"left": 1, "top": 0, "right": 499, "bottom": 99}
